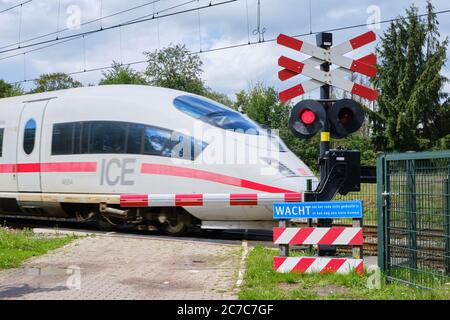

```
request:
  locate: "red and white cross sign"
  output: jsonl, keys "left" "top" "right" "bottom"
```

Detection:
{"left": 277, "top": 31, "right": 378, "bottom": 102}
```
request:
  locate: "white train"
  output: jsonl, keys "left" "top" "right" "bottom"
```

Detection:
{"left": 0, "top": 85, "right": 317, "bottom": 234}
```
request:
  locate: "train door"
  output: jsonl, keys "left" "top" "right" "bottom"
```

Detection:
{"left": 16, "top": 100, "right": 49, "bottom": 192}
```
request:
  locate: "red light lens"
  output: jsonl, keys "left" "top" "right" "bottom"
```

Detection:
{"left": 338, "top": 108, "right": 353, "bottom": 125}
{"left": 299, "top": 109, "right": 316, "bottom": 125}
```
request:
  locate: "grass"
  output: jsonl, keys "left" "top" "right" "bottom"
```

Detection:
{"left": 239, "top": 246, "right": 450, "bottom": 300}
{"left": 0, "top": 227, "right": 76, "bottom": 270}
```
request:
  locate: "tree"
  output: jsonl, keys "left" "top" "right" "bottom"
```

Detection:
{"left": 99, "top": 62, "right": 148, "bottom": 85}
{"left": 0, "top": 80, "right": 24, "bottom": 98}
{"left": 372, "top": 1, "right": 450, "bottom": 151}
{"left": 143, "top": 44, "right": 205, "bottom": 95}
{"left": 204, "top": 89, "right": 233, "bottom": 106}
{"left": 234, "top": 84, "right": 287, "bottom": 129}
{"left": 31, "top": 72, "right": 82, "bottom": 93}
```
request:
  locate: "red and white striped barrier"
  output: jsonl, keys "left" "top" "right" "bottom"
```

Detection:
{"left": 120, "top": 192, "right": 302, "bottom": 207}
{"left": 273, "top": 227, "right": 363, "bottom": 245}
{"left": 274, "top": 256, "right": 364, "bottom": 275}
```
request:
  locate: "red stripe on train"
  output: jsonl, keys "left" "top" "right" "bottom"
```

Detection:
{"left": 0, "top": 162, "right": 97, "bottom": 173}
{"left": 141, "top": 163, "right": 295, "bottom": 194}
{"left": 0, "top": 162, "right": 298, "bottom": 194}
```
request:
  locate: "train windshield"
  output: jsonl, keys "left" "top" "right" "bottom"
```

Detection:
{"left": 174, "top": 95, "right": 261, "bottom": 134}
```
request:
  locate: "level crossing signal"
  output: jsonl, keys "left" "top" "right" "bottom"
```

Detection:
{"left": 288, "top": 99, "right": 365, "bottom": 139}
{"left": 278, "top": 31, "right": 378, "bottom": 140}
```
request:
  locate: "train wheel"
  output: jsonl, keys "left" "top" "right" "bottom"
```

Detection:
{"left": 162, "top": 211, "right": 192, "bottom": 236}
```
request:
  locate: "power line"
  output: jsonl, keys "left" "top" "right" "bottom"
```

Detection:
{"left": 0, "top": 0, "right": 32, "bottom": 15}
{"left": 0, "top": 0, "right": 229, "bottom": 55}
{"left": 0, "top": 0, "right": 195, "bottom": 62}
{"left": 7, "top": 6, "right": 450, "bottom": 85}
{"left": 0, "top": 0, "right": 162, "bottom": 51}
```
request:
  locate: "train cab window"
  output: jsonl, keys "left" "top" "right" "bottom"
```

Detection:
{"left": 89, "top": 122, "right": 127, "bottom": 154}
{"left": 127, "top": 123, "right": 144, "bottom": 154}
{"left": 143, "top": 126, "right": 171, "bottom": 156}
{"left": 0, "top": 128, "right": 4, "bottom": 157}
{"left": 23, "top": 119, "right": 36, "bottom": 155}
{"left": 52, "top": 123, "right": 75, "bottom": 155}
{"left": 173, "top": 95, "right": 261, "bottom": 134}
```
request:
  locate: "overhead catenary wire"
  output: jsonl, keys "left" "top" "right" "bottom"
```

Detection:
{"left": 7, "top": 5, "right": 450, "bottom": 85}
{"left": 17, "top": 3, "right": 23, "bottom": 47}
{"left": 0, "top": 0, "right": 32, "bottom": 15}
{"left": 0, "top": 0, "right": 163, "bottom": 51}
{"left": 245, "top": 0, "right": 251, "bottom": 44}
{"left": 197, "top": 0, "right": 203, "bottom": 52}
{"left": 0, "top": 0, "right": 229, "bottom": 55}
{"left": 56, "top": 0, "right": 61, "bottom": 39}
{"left": 0, "top": 0, "right": 195, "bottom": 62}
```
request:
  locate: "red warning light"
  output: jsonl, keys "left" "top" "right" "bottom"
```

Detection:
{"left": 338, "top": 108, "right": 354, "bottom": 125}
{"left": 299, "top": 109, "right": 316, "bottom": 125}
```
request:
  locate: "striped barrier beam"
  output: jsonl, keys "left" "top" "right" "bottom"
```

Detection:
{"left": 274, "top": 256, "right": 364, "bottom": 275}
{"left": 120, "top": 192, "right": 302, "bottom": 207}
{"left": 273, "top": 227, "right": 363, "bottom": 245}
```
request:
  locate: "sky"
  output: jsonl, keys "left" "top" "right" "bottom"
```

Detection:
{"left": 0, "top": 0, "right": 449, "bottom": 101}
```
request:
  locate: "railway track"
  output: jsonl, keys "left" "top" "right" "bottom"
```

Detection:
{"left": 0, "top": 216, "right": 274, "bottom": 243}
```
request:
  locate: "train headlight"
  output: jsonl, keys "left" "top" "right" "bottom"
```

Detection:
{"left": 260, "top": 157, "right": 299, "bottom": 177}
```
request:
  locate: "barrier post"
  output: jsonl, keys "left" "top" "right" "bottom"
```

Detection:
{"left": 279, "top": 219, "right": 290, "bottom": 257}
{"left": 352, "top": 217, "right": 363, "bottom": 259}
{"left": 306, "top": 179, "right": 314, "bottom": 255}
{"left": 273, "top": 200, "right": 364, "bottom": 275}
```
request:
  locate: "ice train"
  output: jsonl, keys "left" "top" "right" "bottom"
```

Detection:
{"left": 0, "top": 85, "right": 317, "bottom": 234}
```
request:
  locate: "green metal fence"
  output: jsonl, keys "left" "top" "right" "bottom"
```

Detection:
{"left": 334, "top": 183, "right": 377, "bottom": 226}
{"left": 377, "top": 151, "right": 450, "bottom": 288}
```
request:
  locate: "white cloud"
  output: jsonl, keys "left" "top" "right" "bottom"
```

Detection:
{"left": 0, "top": 0, "right": 449, "bottom": 98}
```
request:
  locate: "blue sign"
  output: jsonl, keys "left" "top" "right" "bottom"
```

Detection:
{"left": 273, "top": 200, "right": 363, "bottom": 219}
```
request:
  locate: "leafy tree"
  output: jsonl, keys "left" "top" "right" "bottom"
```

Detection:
{"left": 234, "top": 84, "right": 287, "bottom": 129}
{"left": 0, "top": 80, "right": 24, "bottom": 98}
{"left": 144, "top": 44, "right": 205, "bottom": 95}
{"left": 332, "top": 134, "right": 377, "bottom": 166}
{"left": 372, "top": 1, "right": 449, "bottom": 151}
{"left": 99, "top": 62, "right": 148, "bottom": 85}
{"left": 31, "top": 72, "right": 82, "bottom": 93}
{"left": 204, "top": 89, "right": 233, "bottom": 106}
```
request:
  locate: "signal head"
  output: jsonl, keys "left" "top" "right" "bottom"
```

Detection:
{"left": 289, "top": 100, "right": 326, "bottom": 139}
{"left": 328, "top": 99, "right": 365, "bottom": 139}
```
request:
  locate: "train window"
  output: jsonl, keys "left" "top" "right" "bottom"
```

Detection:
{"left": 173, "top": 95, "right": 261, "bottom": 134}
{"left": 52, "top": 123, "right": 75, "bottom": 155}
{"left": 0, "top": 128, "right": 3, "bottom": 157}
{"left": 127, "top": 123, "right": 144, "bottom": 154}
{"left": 23, "top": 119, "right": 36, "bottom": 155}
{"left": 143, "top": 126, "right": 171, "bottom": 156}
{"left": 50, "top": 121, "right": 208, "bottom": 160}
{"left": 89, "top": 122, "right": 127, "bottom": 154}
{"left": 73, "top": 122, "right": 82, "bottom": 154}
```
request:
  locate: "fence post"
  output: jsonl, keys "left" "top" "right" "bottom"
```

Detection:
{"left": 279, "top": 219, "right": 290, "bottom": 257}
{"left": 445, "top": 176, "right": 450, "bottom": 274}
{"left": 406, "top": 159, "right": 417, "bottom": 269}
{"left": 352, "top": 217, "right": 363, "bottom": 259}
{"left": 377, "top": 155, "right": 386, "bottom": 271}
{"left": 306, "top": 179, "right": 313, "bottom": 255}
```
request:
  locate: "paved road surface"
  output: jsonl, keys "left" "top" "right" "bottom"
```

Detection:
{"left": 0, "top": 232, "right": 243, "bottom": 300}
